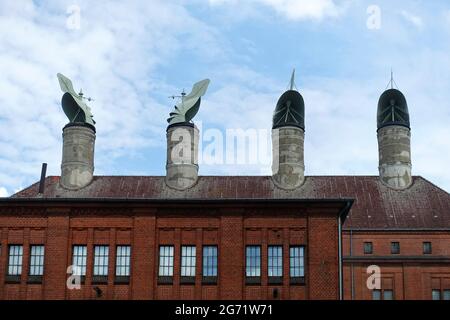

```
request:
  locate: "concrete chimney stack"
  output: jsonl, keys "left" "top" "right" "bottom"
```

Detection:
{"left": 272, "top": 127, "right": 305, "bottom": 189}
{"left": 60, "top": 123, "right": 96, "bottom": 190}
{"left": 165, "top": 124, "right": 199, "bottom": 190}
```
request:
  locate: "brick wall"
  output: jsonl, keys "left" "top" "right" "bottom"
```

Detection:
{"left": 0, "top": 203, "right": 342, "bottom": 300}
{"left": 342, "top": 231, "right": 450, "bottom": 300}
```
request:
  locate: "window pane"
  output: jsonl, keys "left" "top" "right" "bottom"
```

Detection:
{"left": 181, "top": 246, "right": 196, "bottom": 277}
{"left": 391, "top": 242, "right": 400, "bottom": 254}
{"left": 72, "top": 245, "right": 87, "bottom": 276}
{"left": 29, "top": 245, "right": 45, "bottom": 276}
{"left": 290, "top": 246, "right": 305, "bottom": 277}
{"left": 432, "top": 290, "right": 441, "bottom": 300}
{"left": 202, "top": 246, "right": 217, "bottom": 277}
{"left": 384, "top": 290, "right": 393, "bottom": 300}
{"left": 423, "top": 242, "right": 432, "bottom": 254}
{"left": 268, "top": 246, "right": 283, "bottom": 277}
{"left": 364, "top": 242, "right": 373, "bottom": 254}
{"left": 8, "top": 245, "right": 23, "bottom": 276}
{"left": 159, "top": 246, "right": 174, "bottom": 276}
{"left": 93, "top": 245, "right": 109, "bottom": 276}
{"left": 116, "top": 245, "right": 131, "bottom": 276}
{"left": 246, "top": 246, "right": 261, "bottom": 277}
{"left": 372, "top": 290, "right": 381, "bottom": 300}
{"left": 443, "top": 290, "right": 450, "bottom": 301}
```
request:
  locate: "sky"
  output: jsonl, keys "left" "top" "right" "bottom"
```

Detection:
{"left": 0, "top": 0, "right": 449, "bottom": 197}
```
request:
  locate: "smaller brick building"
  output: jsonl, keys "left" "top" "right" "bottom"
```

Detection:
{"left": 0, "top": 179, "right": 352, "bottom": 300}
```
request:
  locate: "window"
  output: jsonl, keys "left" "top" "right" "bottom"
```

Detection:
{"left": 444, "top": 290, "right": 450, "bottom": 301}
{"left": 423, "top": 242, "right": 432, "bottom": 254}
{"left": 290, "top": 246, "right": 305, "bottom": 284}
{"left": 72, "top": 245, "right": 87, "bottom": 276}
{"left": 432, "top": 289, "right": 450, "bottom": 300}
{"left": 202, "top": 246, "right": 217, "bottom": 283}
{"left": 181, "top": 246, "right": 196, "bottom": 283}
{"left": 432, "top": 290, "right": 441, "bottom": 300}
{"left": 383, "top": 290, "right": 394, "bottom": 300}
{"left": 8, "top": 245, "right": 23, "bottom": 276}
{"left": 372, "top": 289, "right": 382, "bottom": 300}
{"left": 115, "top": 246, "right": 131, "bottom": 277}
{"left": 391, "top": 242, "right": 400, "bottom": 254}
{"left": 29, "top": 245, "right": 45, "bottom": 276}
{"left": 158, "top": 245, "right": 174, "bottom": 283}
{"left": 93, "top": 246, "right": 109, "bottom": 277}
{"left": 372, "top": 289, "right": 393, "bottom": 300}
{"left": 364, "top": 242, "right": 373, "bottom": 254}
{"left": 268, "top": 246, "right": 283, "bottom": 284}
{"left": 246, "top": 246, "right": 261, "bottom": 284}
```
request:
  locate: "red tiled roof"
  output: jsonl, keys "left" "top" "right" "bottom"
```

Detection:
{"left": 11, "top": 175, "right": 450, "bottom": 230}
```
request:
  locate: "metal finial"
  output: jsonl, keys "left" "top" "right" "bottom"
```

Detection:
{"left": 390, "top": 68, "right": 394, "bottom": 89}
{"left": 384, "top": 68, "right": 399, "bottom": 91}
{"left": 290, "top": 69, "right": 296, "bottom": 91}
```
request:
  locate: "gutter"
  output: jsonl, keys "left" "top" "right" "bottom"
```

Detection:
{"left": 1, "top": 197, "right": 355, "bottom": 205}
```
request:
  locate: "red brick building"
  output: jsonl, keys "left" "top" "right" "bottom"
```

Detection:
{"left": 0, "top": 177, "right": 352, "bottom": 300}
{"left": 341, "top": 176, "right": 450, "bottom": 300}
{"left": 1, "top": 175, "right": 448, "bottom": 300}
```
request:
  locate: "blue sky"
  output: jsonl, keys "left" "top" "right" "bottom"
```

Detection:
{"left": 1, "top": 0, "right": 450, "bottom": 196}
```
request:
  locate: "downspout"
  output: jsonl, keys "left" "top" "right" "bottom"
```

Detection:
{"left": 338, "top": 200, "right": 353, "bottom": 300}
{"left": 338, "top": 215, "right": 343, "bottom": 300}
{"left": 350, "top": 229, "right": 355, "bottom": 300}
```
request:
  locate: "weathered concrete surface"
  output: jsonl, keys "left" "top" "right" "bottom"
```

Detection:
{"left": 272, "top": 126, "right": 305, "bottom": 189}
{"left": 165, "top": 125, "right": 199, "bottom": 190}
{"left": 378, "top": 125, "right": 412, "bottom": 189}
{"left": 60, "top": 124, "right": 95, "bottom": 190}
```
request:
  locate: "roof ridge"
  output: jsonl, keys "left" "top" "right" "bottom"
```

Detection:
{"left": 416, "top": 176, "right": 450, "bottom": 195}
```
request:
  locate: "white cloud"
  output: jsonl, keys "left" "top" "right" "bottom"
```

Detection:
{"left": 260, "top": 0, "right": 342, "bottom": 20}
{"left": 401, "top": 10, "right": 424, "bottom": 29}
{"left": 209, "top": 0, "right": 345, "bottom": 20}
{"left": 0, "top": 0, "right": 225, "bottom": 193}
{"left": 0, "top": 187, "right": 9, "bottom": 197}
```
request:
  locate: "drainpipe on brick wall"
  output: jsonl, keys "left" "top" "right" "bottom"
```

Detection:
{"left": 338, "top": 200, "right": 353, "bottom": 300}
{"left": 338, "top": 216, "right": 343, "bottom": 300}
{"left": 350, "top": 229, "right": 355, "bottom": 300}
